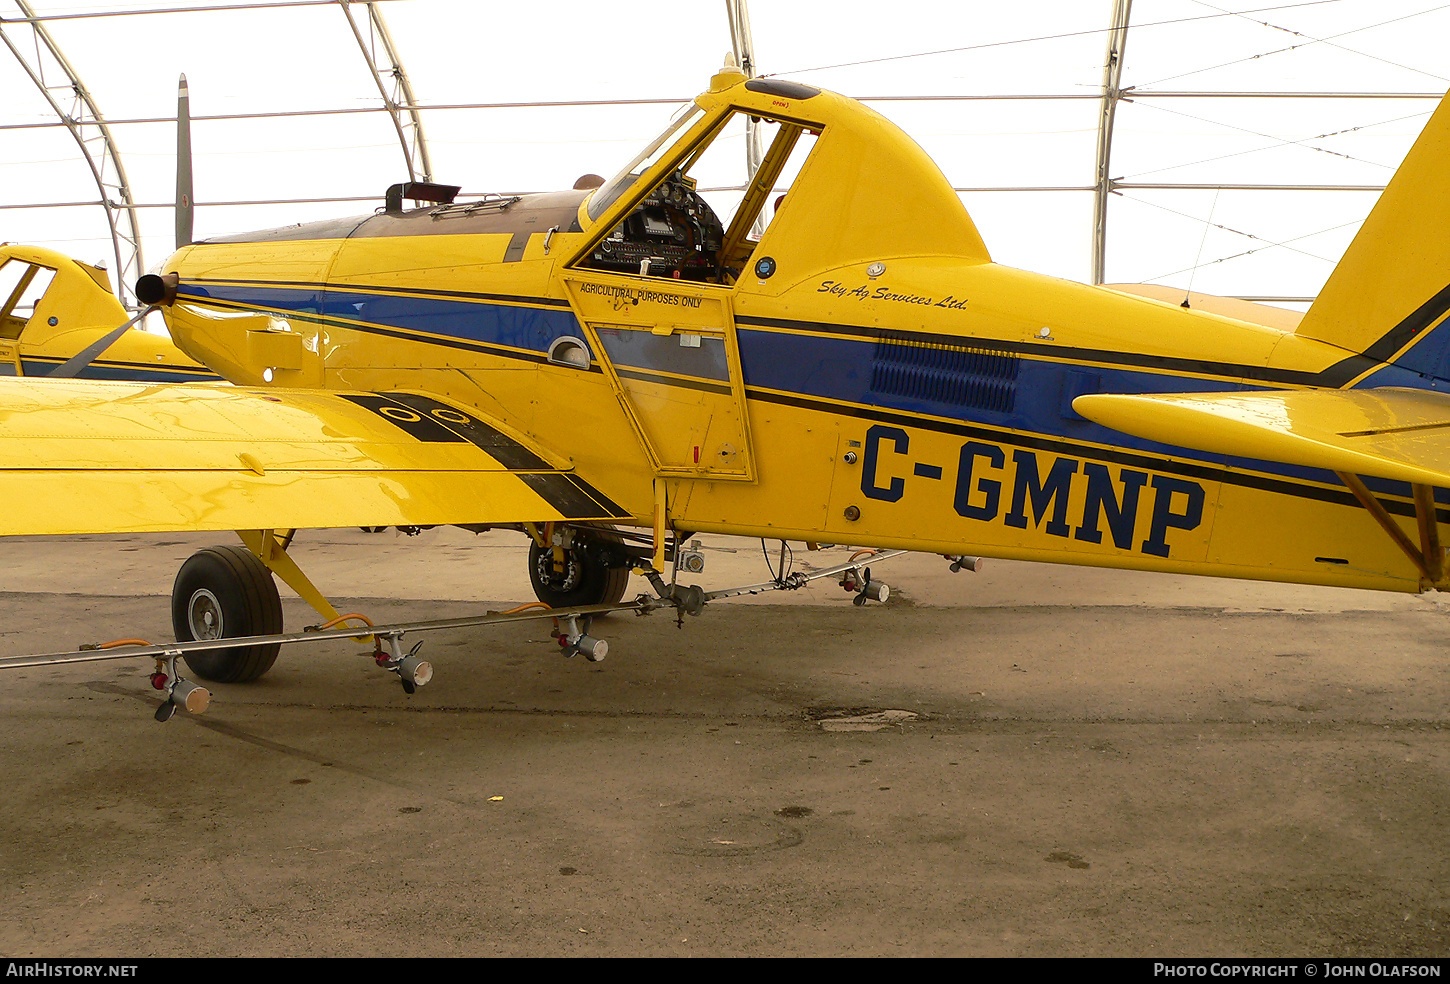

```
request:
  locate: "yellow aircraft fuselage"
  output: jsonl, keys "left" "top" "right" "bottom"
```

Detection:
{"left": 152, "top": 72, "right": 1447, "bottom": 597}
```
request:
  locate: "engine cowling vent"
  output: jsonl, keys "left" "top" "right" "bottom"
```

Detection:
{"left": 869, "top": 334, "right": 1019, "bottom": 414}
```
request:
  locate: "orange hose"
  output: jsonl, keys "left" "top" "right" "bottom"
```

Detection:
{"left": 500, "top": 602, "right": 552, "bottom": 615}
{"left": 97, "top": 638, "right": 151, "bottom": 649}
{"left": 312, "top": 612, "right": 375, "bottom": 631}
{"left": 849, "top": 549, "right": 877, "bottom": 562}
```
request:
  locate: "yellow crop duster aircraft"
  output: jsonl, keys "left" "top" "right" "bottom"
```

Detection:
{"left": 0, "top": 243, "right": 215, "bottom": 382}
{"left": 5, "top": 67, "right": 1450, "bottom": 718}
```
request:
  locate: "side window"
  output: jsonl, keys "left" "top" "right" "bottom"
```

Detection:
{"left": 579, "top": 110, "right": 819, "bottom": 285}
{"left": 0, "top": 260, "right": 57, "bottom": 340}
{"left": 717, "top": 117, "right": 818, "bottom": 274}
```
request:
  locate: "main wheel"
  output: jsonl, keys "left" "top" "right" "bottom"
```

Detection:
{"left": 171, "top": 545, "right": 284, "bottom": 683}
{"left": 528, "top": 528, "right": 630, "bottom": 608}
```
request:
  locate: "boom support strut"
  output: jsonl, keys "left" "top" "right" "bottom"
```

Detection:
{"left": 1336, "top": 472, "right": 1446, "bottom": 584}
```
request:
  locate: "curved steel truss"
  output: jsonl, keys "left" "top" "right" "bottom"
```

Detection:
{"left": 1, "top": 1, "right": 1442, "bottom": 306}
{"left": 1092, "top": 0, "right": 1133, "bottom": 286}
{"left": 337, "top": 0, "right": 433, "bottom": 183}
{"left": 1, "top": 0, "right": 144, "bottom": 306}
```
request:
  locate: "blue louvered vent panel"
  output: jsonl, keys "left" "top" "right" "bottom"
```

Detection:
{"left": 869, "top": 335, "right": 1019, "bottom": 413}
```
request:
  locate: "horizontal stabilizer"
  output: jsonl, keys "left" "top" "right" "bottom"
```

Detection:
{"left": 1074, "top": 387, "right": 1450, "bottom": 487}
{"left": 1102, "top": 284, "right": 1303, "bottom": 332}
{"left": 0, "top": 379, "right": 632, "bottom": 536}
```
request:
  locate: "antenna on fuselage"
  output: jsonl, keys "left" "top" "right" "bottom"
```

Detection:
{"left": 175, "top": 74, "right": 194, "bottom": 250}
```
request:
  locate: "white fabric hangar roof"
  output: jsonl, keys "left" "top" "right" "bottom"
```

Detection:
{"left": 2, "top": 0, "right": 1447, "bottom": 309}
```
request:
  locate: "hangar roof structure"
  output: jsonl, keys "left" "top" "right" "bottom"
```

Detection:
{"left": 2, "top": 0, "right": 1447, "bottom": 313}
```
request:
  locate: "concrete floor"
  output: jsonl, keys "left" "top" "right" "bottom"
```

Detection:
{"left": 0, "top": 528, "right": 1446, "bottom": 956}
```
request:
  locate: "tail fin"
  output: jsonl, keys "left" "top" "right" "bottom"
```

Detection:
{"left": 1296, "top": 89, "right": 1450, "bottom": 378}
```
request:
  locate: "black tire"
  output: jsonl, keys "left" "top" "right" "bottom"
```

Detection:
{"left": 528, "top": 529, "right": 630, "bottom": 608}
{"left": 171, "top": 545, "right": 284, "bottom": 683}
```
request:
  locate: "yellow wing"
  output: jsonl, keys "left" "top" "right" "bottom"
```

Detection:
{"left": 0, "top": 379, "right": 632, "bottom": 536}
{"left": 1074, "top": 387, "right": 1450, "bottom": 486}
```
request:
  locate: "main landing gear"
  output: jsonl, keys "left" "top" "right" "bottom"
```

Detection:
{"left": 171, "top": 545, "right": 283, "bottom": 683}
{"left": 4, "top": 528, "right": 922, "bottom": 725}
{"left": 162, "top": 526, "right": 636, "bottom": 692}
{"left": 160, "top": 531, "right": 431, "bottom": 716}
{"left": 527, "top": 526, "right": 631, "bottom": 608}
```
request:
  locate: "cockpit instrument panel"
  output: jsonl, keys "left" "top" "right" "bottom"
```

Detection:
{"left": 586, "top": 170, "right": 725, "bottom": 281}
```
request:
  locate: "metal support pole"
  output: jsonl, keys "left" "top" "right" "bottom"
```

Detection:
{"left": 1091, "top": 0, "right": 1133, "bottom": 286}
{"left": 726, "top": 0, "right": 766, "bottom": 237}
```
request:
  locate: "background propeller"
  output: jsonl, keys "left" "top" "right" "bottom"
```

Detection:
{"left": 50, "top": 75, "right": 191, "bottom": 378}
{"left": 175, "top": 74, "right": 193, "bottom": 251}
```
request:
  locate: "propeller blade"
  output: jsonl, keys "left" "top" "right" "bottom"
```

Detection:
{"left": 175, "top": 74, "right": 194, "bottom": 249}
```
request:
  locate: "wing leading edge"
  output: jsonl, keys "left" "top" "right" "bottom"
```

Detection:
{"left": 0, "top": 379, "right": 633, "bottom": 536}
{"left": 1073, "top": 387, "right": 1450, "bottom": 487}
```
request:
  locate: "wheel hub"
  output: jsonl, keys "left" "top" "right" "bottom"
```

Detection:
{"left": 535, "top": 548, "right": 583, "bottom": 591}
{"left": 187, "top": 588, "right": 224, "bottom": 640}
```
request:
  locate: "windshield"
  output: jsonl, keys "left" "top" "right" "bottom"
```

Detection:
{"left": 586, "top": 103, "right": 704, "bottom": 221}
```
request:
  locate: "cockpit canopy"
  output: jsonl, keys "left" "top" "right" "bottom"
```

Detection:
{"left": 574, "top": 75, "right": 990, "bottom": 286}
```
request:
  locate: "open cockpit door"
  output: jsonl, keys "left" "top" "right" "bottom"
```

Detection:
{"left": 0, "top": 257, "right": 58, "bottom": 373}
{"left": 560, "top": 271, "right": 754, "bottom": 479}
{"left": 561, "top": 99, "right": 822, "bottom": 480}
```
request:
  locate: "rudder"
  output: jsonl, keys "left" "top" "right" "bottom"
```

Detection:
{"left": 1296, "top": 89, "right": 1450, "bottom": 380}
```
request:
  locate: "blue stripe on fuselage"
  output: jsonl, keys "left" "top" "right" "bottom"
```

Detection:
{"left": 1349, "top": 361, "right": 1450, "bottom": 391}
{"left": 175, "top": 280, "right": 1435, "bottom": 505}
{"left": 733, "top": 325, "right": 1437, "bottom": 504}
{"left": 179, "top": 281, "right": 577, "bottom": 357}
{"left": 321, "top": 288, "right": 577, "bottom": 355}
{"left": 1378, "top": 307, "right": 1450, "bottom": 381}
{"left": 19, "top": 359, "right": 218, "bottom": 383}
{"left": 736, "top": 323, "right": 1238, "bottom": 459}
